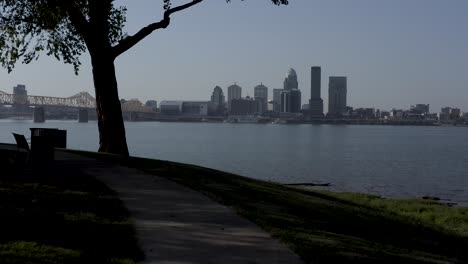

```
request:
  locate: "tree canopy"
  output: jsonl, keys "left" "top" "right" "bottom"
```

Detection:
{"left": 0, "top": 0, "right": 288, "bottom": 74}
{"left": 0, "top": 0, "right": 288, "bottom": 156}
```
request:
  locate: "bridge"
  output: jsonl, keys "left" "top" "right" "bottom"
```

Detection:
{"left": 0, "top": 89, "right": 154, "bottom": 122}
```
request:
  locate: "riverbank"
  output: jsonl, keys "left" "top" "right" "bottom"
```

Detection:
{"left": 2, "top": 143, "right": 468, "bottom": 263}
{"left": 2, "top": 115, "right": 467, "bottom": 127}
{"left": 74, "top": 149, "right": 468, "bottom": 263}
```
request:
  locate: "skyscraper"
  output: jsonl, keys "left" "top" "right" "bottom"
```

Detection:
{"left": 13, "top": 84, "right": 28, "bottom": 104}
{"left": 328, "top": 77, "right": 347, "bottom": 117}
{"left": 281, "top": 68, "right": 301, "bottom": 113}
{"left": 272, "top": 88, "right": 283, "bottom": 112}
{"left": 210, "top": 86, "right": 226, "bottom": 115}
{"left": 12, "top": 84, "right": 29, "bottom": 112}
{"left": 290, "top": 89, "right": 302, "bottom": 113}
{"left": 283, "top": 68, "right": 298, "bottom": 90}
{"left": 280, "top": 90, "right": 290, "bottom": 113}
{"left": 254, "top": 83, "right": 268, "bottom": 114}
{"left": 309, "top": 66, "right": 324, "bottom": 117}
{"left": 227, "top": 84, "right": 242, "bottom": 113}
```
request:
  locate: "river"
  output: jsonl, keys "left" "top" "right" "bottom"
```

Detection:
{"left": 1, "top": 120, "right": 467, "bottom": 204}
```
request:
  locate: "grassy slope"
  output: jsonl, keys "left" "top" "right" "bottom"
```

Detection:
{"left": 76, "top": 151, "right": 468, "bottom": 264}
{"left": 0, "top": 150, "right": 143, "bottom": 264}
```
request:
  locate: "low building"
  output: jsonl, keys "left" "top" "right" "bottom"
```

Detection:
{"left": 440, "top": 107, "right": 461, "bottom": 121}
{"left": 145, "top": 100, "right": 158, "bottom": 111}
{"left": 425, "top": 113, "right": 438, "bottom": 121}
{"left": 350, "top": 108, "right": 376, "bottom": 119}
{"left": 160, "top": 101, "right": 183, "bottom": 115}
{"left": 391, "top": 109, "right": 405, "bottom": 120}
{"left": 451, "top": 108, "right": 461, "bottom": 117}
{"left": 410, "top": 104, "right": 430, "bottom": 114}
{"left": 380, "top": 111, "right": 390, "bottom": 119}
{"left": 182, "top": 101, "right": 209, "bottom": 116}
{"left": 230, "top": 97, "right": 260, "bottom": 116}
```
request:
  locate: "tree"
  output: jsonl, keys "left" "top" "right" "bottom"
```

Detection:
{"left": 0, "top": 0, "right": 288, "bottom": 156}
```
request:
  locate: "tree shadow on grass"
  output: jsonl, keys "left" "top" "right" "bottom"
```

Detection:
{"left": 0, "top": 153, "right": 143, "bottom": 264}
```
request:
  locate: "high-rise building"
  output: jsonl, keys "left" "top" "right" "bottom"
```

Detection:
{"left": 281, "top": 68, "right": 301, "bottom": 113}
{"left": 211, "top": 86, "right": 225, "bottom": 105}
{"left": 254, "top": 83, "right": 268, "bottom": 114}
{"left": 328, "top": 76, "right": 347, "bottom": 117}
{"left": 272, "top": 88, "right": 283, "bottom": 112}
{"left": 289, "top": 89, "right": 302, "bottom": 113}
{"left": 12, "top": 84, "right": 29, "bottom": 112}
{"left": 227, "top": 84, "right": 242, "bottom": 113}
{"left": 280, "top": 90, "right": 290, "bottom": 113}
{"left": 210, "top": 86, "right": 225, "bottom": 115}
{"left": 309, "top": 66, "right": 324, "bottom": 117}
{"left": 283, "top": 68, "right": 298, "bottom": 90}
{"left": 13, "top": 84, "right": 28, "bottom": 104}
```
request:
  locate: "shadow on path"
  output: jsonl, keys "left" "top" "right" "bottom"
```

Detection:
{"left": 56, "top": 151, "right": 303, "bottom": 264}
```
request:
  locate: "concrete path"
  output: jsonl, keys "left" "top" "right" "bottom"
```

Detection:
{"left": 56, "top": 152, "right": 303, "bottom": 264}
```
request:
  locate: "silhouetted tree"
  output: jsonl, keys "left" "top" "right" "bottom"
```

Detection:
{"left": 0, "top": 0, "right": 288, "bottom": 156}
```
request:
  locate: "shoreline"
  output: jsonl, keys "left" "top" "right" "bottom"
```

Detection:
{"left": 1, "top": 142, "right": 466, "bottom": 206}
{"left": 0, "top": 117, "right": 467, "bottom": 127}
{"left": 2, "top": 144, "right": 468, "bottom": 263}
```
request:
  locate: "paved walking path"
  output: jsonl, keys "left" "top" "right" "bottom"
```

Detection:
{"left": 55, "top": 151, "right": 303, "bottom": 264}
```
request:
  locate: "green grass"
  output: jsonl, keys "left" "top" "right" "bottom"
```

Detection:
{"left": 72, "top": 150, "right": 468, "bottom": 264}
{"left": 0, "top": 150, "right": 143, "bottom": 264}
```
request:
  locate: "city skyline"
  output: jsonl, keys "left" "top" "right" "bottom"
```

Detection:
{"left": 0, "top": 0, "right": 467, "bottom": 112}
{"left": 3, "top": 72, "right": 466, "bottom": 114}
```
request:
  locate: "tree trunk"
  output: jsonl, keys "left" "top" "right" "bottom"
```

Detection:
{"left": 90, "top": 51, "right": 129, "bottom": 157}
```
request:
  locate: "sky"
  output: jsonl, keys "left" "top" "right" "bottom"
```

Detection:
{"left": 1, "top": 0, "right": 467, "bottom": 112}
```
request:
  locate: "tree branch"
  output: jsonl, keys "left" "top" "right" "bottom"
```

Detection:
{"left": 112, "top": 0, "right": 203, "bottom": 59}
{"left": 67, "top": 7, "right": 90, "bottom": 44}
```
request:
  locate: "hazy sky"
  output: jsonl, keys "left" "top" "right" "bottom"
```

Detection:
{"left": 1, "top": 0, "right": 467, "bottom": 112}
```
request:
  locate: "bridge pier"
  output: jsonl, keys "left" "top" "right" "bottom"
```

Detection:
{"left": 33, "top": 107, "right": 45, "bottom": 123}
{"left": 78, "top": 109, "right": 89, "bottom": 123}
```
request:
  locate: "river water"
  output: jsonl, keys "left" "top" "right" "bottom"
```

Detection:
{"left": 1, "top": 120, "right": 467, "bottom": 204}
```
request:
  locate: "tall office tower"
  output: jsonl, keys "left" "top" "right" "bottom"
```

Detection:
{"left": 12, "top": 84, "right": 29, "bottom": 112}
{"left": 309, "top": 66, "right": 324, "bottom": 117}
{"left": 211, "top": 86, "right": 225, "bottom": 105}
{"left": 280, "top": 68, "right": 302, "bottom": 113}
{"left": 272, "top": 88, "right": 283, "bottom": 112}
{"left": 283, "top": 68, "right": 298, "bottom": 90}
{"left": 280, "top": 90, "right": 290, "bottom": 113}
{"left": 13, "top": 84, "right": 28, "bottom": 103}
{"left": 254, "top": 83, "right": 268, "bottom": 114}
{"left": 210, "top": 86, "right": 226, "bottom": 115}
{"left": 227, "top": 83, "right": 242, "bottom": 112}
{"left": 289, "top": 89, "right": 302, "bottom": 113}
{"left": 328, "top": 76, "right": 347, "bottom": 117}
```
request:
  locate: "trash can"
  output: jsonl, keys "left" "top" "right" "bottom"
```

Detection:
{"left": 30, "top": 128, "right": 67, "bottom": 164}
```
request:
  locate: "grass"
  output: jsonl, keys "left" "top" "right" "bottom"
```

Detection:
{"left": 0, "top": 149, "right": 143, "bottom": 264}
{"left": 71, "top": 150, "right": 468, "bottom": 264}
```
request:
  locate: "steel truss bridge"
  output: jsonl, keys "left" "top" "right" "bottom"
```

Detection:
{"left": 0, "top": 90, "right": 152, "bottom": 113}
